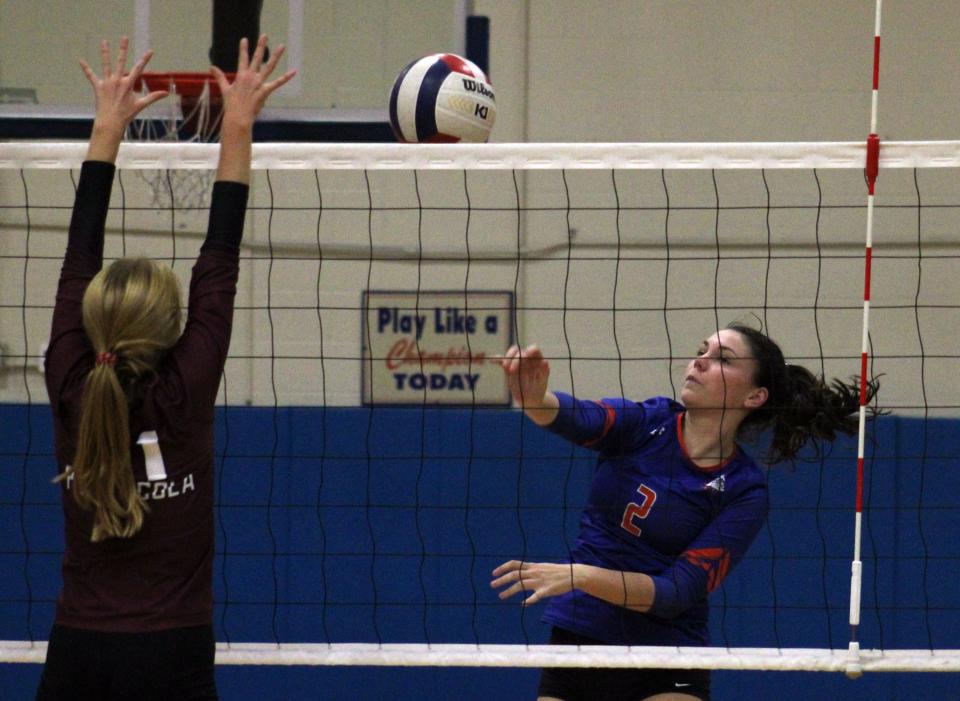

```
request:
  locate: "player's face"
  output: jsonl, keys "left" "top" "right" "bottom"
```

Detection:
{"left": 680, "top": 329, "right": 765, "bottom": 411}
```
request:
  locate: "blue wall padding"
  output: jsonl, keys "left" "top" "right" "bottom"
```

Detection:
{"left": 1, "top": 404, "right": 957, "bottom": 699}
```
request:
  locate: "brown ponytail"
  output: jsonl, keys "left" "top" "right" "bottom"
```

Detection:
{"left": 56, "top": 258, "right": 182, "bottom": 542}
{"left": 729, "top": 323, "right": 882, "bottom": 465}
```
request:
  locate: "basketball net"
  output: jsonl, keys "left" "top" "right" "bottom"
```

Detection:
{"left": 129, "top": 73, "right": 225, "bottom": 210}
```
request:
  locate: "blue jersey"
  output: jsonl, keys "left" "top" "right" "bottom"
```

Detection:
{"left": 541, "top": 393, "right": 768, "bottom": 646}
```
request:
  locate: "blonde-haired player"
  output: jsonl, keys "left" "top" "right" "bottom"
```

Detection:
{"left": 37, "top": 35, "right": 293, "bottom": 700}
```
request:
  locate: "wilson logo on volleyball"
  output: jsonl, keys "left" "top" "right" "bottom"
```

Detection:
{"left": 460, "top": 78, "right": 495, "bottom": 101}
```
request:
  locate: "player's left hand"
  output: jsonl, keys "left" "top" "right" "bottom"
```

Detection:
{"left": 491, "top": 559, "right": 581, "bottom": 606}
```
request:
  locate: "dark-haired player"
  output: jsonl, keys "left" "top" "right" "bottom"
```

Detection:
{"left": 492, "top": 325, "right": 878, "bottom": 701}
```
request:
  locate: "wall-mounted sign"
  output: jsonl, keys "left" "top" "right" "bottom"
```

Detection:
{"left": 362, "top": 290, "right": 513, "bottom": 405}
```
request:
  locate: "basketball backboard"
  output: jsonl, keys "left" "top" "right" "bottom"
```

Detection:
{"left": 0, "top": 0, "right": 474, "bottom": 141}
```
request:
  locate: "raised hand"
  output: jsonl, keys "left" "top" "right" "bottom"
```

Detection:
{"left": 501, "top": 344, "right": 550, "bottom": 406}
{"left": 212, "top": 35, "right": 296, "bottom": 130}
{"left": 491, "top": 560, "right": 581, "bottom": 606}
{"left": 211, "top": 35, "right": 296, "bottom": 184}
{"left": 499, "top": 344, "right": 559, "bottom": 425}
{"left": 80, "top": 37, "right": 168, "bottom": 162}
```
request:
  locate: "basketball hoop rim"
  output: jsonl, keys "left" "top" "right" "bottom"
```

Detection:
{"left": 136, "top": 72, "right": 235, "bottom": 98}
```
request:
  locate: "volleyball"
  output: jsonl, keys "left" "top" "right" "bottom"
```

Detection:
{"left": 388, "top": 53, "right": 496, "bottom": 143}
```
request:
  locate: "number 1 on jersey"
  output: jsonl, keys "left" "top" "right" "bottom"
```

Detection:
{"left": 620, "top": 484, "right": 657, "bottom": 537}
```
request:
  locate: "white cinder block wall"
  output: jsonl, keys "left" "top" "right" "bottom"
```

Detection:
{"left": 1, "top": 1, "right": 958, "bottom": 414}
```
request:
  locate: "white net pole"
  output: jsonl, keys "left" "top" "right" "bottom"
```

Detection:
{"left": 847, "top": 0, "right": 885, "bottom": 679}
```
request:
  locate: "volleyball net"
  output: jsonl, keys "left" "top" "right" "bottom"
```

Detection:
{"left": 1, "top": 141, "right": 959, "bottom": 675}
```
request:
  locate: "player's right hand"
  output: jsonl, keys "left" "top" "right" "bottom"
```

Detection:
{"left": 500, "top": 344, "right": 550, "bottom": 408}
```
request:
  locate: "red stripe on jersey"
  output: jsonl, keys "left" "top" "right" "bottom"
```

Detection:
{"left": 676, "top": 413, "right": 737, "bottom": 472}
{"left": 682, "top": 547, "right": 732, "bottom": 593}
{"left": 582, "top": 401, "right": 616, "bottom": 447}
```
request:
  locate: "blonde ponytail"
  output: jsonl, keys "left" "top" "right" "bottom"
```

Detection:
{"left": 67, "top": 360, "right": 144, "bottom": 541}
{"left": 57, "top": 258, "right": 182, "bottom": 542}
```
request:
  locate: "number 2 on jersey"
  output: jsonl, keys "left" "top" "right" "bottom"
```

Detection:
{"left": 620, "top": 484, "right": 657, "bottom": 537}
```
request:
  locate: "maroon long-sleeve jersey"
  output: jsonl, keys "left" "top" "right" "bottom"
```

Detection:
{"left": 44, "top": 161, "right": 248, "bottom": 632}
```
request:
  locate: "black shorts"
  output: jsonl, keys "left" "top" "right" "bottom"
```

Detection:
{"left": 537, "top": 627, "right": 710, "bottom": 701}
{"left": 36, "top": 623, "right": 218, "bottom": 701}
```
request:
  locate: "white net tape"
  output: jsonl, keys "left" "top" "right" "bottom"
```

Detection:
{"left": 2, "top": 641, "right": 959, "bottom": 672}
{"left": 1, "top": 140, "right": 959, "bottom": 171}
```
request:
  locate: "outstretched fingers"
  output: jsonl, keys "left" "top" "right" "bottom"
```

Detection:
{"left": 218, "top": 35, "right": 297, "bottom": 113}
{"left": 248, "top": 40, "right": 295, "bottom": 98}
{"left": 491, "top": 560, "right": 528, "bottom": 599}
{"left": 79, "top": 59, "right": 98, "bottom": 87}
{"left": 491, "top": 560, "right": 575, "bottom": 606}
{"left": 126, "top": 48, "right": 153, "bottom": 84}
{"left": 210, "top": 65, "right": 232, "bottom": 96}
{"left": 491, "top": 559, "right": 523, "bottom": 578}
{"left": 236, "top": 37, "right": 250, "bottom": 72}
{"left": 261, "top": 43, "right": 285, "bottom": 76}
{"left": 135, "top": 88, "right": 169, "bottom": 112}
{"left": 82, "top": 37, "right": 169, "bottom": 130}
{"left": 84, "top": 37, "right": 148, "bottom": 87}
{"left": 249, "top": 34, "right": 267, "bottom": 73}
{"left": 83, "top": 37, "right": 168, "bottom": 161}
{"left": 115, "top": 36, "right": 129, "bottom": 77}
{"left": 262, "top": 66, "right": 297, "bottom": 97}
{"left": 100, "top": 39, "right": 112, "bottom": 78}
{"left": 242, "top": 34, "right": 282, "bottom": 78}
{"left": 213, "top": 34, "right": 295, "bottom": 181}
{"left": 260, "top": 48, "right": 297, "bottom": 96}
{"left": 127, "top": 49, "right": 167, "bottom": 109}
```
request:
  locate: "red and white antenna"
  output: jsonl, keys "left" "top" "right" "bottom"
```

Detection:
{"left": 847, "top": 0, "right": 883, "bottom": 680}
